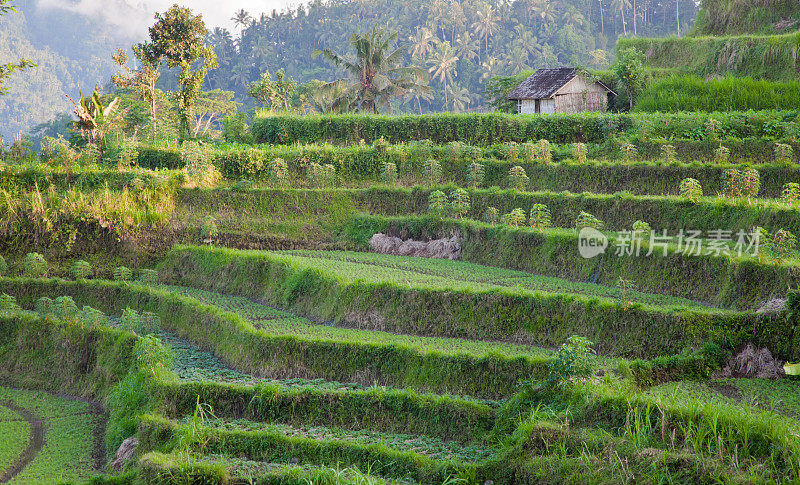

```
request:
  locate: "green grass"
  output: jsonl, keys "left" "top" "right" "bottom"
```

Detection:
{"left": 0, "top": 402, "right": 29, "bottom": 477}
{"left": 0, "top": 386, "right": 101, "bottom": 484}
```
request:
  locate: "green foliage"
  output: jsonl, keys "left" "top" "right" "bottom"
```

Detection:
{"left": 119, "top": 307, "right": 161, "bottom": 335}
{"left": 22, "top": 252, "right": 47, "bottom": 278}
{"left": 423, "top": 159, "right": 442, "bottom": 185}
{"left": 782, "top": 182, "right": 800, "bottom": 201}
{"left": 221, "top": 113, "right": 252, "bottom": 144}
{"left": 529, "top": 204, "right": 551, "bottom": 231}
{"left": 308, "top": 162, "right": 336, "bottom": 188}
{"left": 449, "top": 188, "right": 470, "bottom": 219}
{"left": 501, "top": 208, "right": 526, "bottom": 227}
{"left": 0, "top": 293, "right": 19, "bottom": 313}
{"left": 547, "top": 335, "right": 595, "bottom": 385}
{"left": 768, "top": 228, "right": 797, "bottom": 260}
{"left": 138, "top": 269, "right": 159, "bottom": 285}
{"left": 616, "top": 277, "right": 637, "bottom": 308}
{"left": 679, "top": 177, "right": 703, "bottom": 203}
{"left": 535, "top": 139, "right": 552, "bottom": 163}
{"left": 613, "top": 47, "right": 646, "bottom": 109}
{"left": 660, "top": 144, "right": 676, "bottom": 163}
{"left": 508, "top": 165, "right": 528, "bottom": 191}
{"left": 483, "top": 207, "right": 499, "bottom": 225}
{"left": 117, "top": 136, "right": 139, "bottom": 168}
{"left": 269, "top": 158, "right": 288, "bottom": 185}
{"left": 575, "top": 211, "right": 603, "bottom": 231}
{"left": 35, "top": 297, "right": 54, "bottom": 318}
{"left": 631, "top": 220, "right": 651, "bottom": 238}
{"left": 114, "top": 266, "right": 133, "bottom": 282}
{"left": 722, "top": 168, "right": 743, "bottom": 197}
{"left": 54, "top": 296, "right": 79, "bottom": 322}
{"left": 70, "top": 260, "right": 92, "bottom": 280}
{"left": 200, "top": 216, "right": 218, "bottom": 248}
{"left": 714, "top": 145, "right": 730, "bottom": 163}
{"left": 428, "top": 190, "right": 449, "bottom": 218}
{"left": 572, "top": 142, "right": 587, "bottom": 164}
{"left": 380, "top": 161, "right": 398, "bottom": 185}
{"left": 722, "top": 168, "right": 760, "bottom": 198}
{"left": 621, "top": 141, "right": 638, "bottom": 162}
{"left": 247, "top": 69, "right": 299, "bottom": 112}
{"left": 79, "top": 306, "right": 106, "bottom": 326}
{"left": 466, "top": 162, "right": 485, "bottom": 188}
{"left": 0, "top": 254, "right": 6, "bottom": 276}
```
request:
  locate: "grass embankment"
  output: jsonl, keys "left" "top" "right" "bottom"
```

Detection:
{"left": 691, "top": 0, "right": 800, "bottom": 36}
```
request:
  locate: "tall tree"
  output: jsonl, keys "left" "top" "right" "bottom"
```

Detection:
{"left": 143, "top": 5, "right": 218, "bottom": 140}
{"left": 428, "top": 41, "right": 459, "bottom": 106}
{"left": 231, "top": 9, "right": 252, "bottom": 30}
{"left": 112, "top": 45, "right": 162, "bottom": 140}
{"left": 312, "top": 25, "right": 429, "bottom": 114}
{"left": 0, "top": 1, "right": 35, "bottom": 96}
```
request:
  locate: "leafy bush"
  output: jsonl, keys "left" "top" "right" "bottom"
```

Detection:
{"left": 308, "top": 162, "right": 336, "bottom": 188}
{"left": 501, "top": 208, "right": 526, "bottom": 227}
{"left": 616, "top": 277, "right": 637, "bottom": 309}
{"left": 0, "top": 255, "right": 6, "bottom": 277}
{"left": 200, "top": 217, "right": 218, "bottom": 249}
{"left": 740, "top": 168, "right": 760, "bottom": 198}
{"left": 769, "top": 229, "right": 797, "bottom": 260}
{"left": 372, "top": 137, "right": 389, "bottom": 155}
{"left": 782, "top": 182, "right": 800, "bottom": 201}
{"left": 621, "top": 142, "right": 638, "bottom": 162}
{"left": 120, "top": 307, "right": 142, "bottom": 333}
{"left": 0, "top": 294, "right": 19, "bottom": 313}
{"left": 423, "top": 159, "right": 442, "bottom": 185}
{"left": 536, "top": 139, "right": 552, "bottom": 163}
{"left": 380, "top": 162, "right": 398, "bottom": 185}
{"left": 776, "top": 143, "right": 794, "bottom": 163}
{"left": 70, "top": 260, "right": 92, "bottom": 280}
{"left": 508, "top": 165, "right": 529, "bottom": 191}
{"left": 575, "top": 211, "right": 603, "bottom": 231}
{"left": 714, "top": 145, "right": 730, "bottom": 163}
{"left": 221, "top": 112, "right": 252, "bottom": 144}
{"left": 546, "top": 335, "right": 595, "bottom": 386}
{"left": 35, "top": 297, "right": 54, "bottom": 318}
{"left": 138, "top": 269, "right": 158, "bottom": 285}
{"left": 450, "top": 188, "right": 470, "bottom": 219}
{"left": 661, "top": 144, "right": 676, "bottom": 163}
{"left": 118, "top": 137, "right": 139, "bottom": 168}
{"left": 54, "top": 296, "right": 79, "bottom": 322}
{"left": 269, "top": 158, "right": 288, "bottom": 185}
{"left": 79, "top": 306, "right": 107, "bottom": 326}
{"left": 632, "top": 220, "right": 651, "bottom": 239}
{"left": 529, "top": 204, "right": 551, "bottom": 231}
{"left": 114, "top": 266, "right": 133, "bottom": 282}
{"left": 23, "top": 253, "right": 47, "bottom": 278}
{"left": 483, "top": 206, "right": 499, "bottom": 224}
{"left": 428, "top": 190, "right": 448, "bottom": 218}
{"left": 572, "top": 142, "right": 587, "bottom": 164}
{"left": 679, "top": 178, "right": 702, "bottom": 203}
{"left": 466, "top": 162, "right": 485, "bottom": 188}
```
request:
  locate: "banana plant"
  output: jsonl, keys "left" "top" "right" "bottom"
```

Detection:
{"left": 66, "top": 89, "right": 120, "bottom": 154}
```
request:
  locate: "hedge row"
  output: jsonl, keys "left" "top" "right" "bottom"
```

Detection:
{"left": 342, "top": 214, "right": 800, "bottom": 314}
{"left": 251, "top": 111, "right": 800, "bottom": 145}
{"left": 158, "top": 245, "right": 768, "bottom": 360}
{"left": 0, "top": 278, "right": 542, "bottom": 398}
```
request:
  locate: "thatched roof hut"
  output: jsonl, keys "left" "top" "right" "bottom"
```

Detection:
{"left": 507, "top": 68, "right": 614, "bottom": 114}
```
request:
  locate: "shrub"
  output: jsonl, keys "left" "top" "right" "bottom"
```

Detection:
{"left": 679, "top": 178, "right": 702, "bottom": 203}
{"left": 372, "top": 137, "right": 389, "bottom": 155}
{"left": 269, "top": 158, "right": 288, "bottom": 185}
{"left": 445, "top": 141, "right": 465, "bottom": 161}
{"left": 118, "top": 137, "right": 139, "bottom": 168}
{"left": 70, "top": 260, "right": 92, "bottom": 280}
{"left": 508, "top": 165, "right": 529, "bottom": 191}
{"left": 54, "top": 296, "right": 79, "bottom": 322}
{"left": 621, "top": 142, "right": 638, "bottom": 162}
{"left": 504, "top": 141, "right": 519, "bottom": 160}
{"left": 450, "top": 188, "right": 470, "bottom": 219}
{"left": 706, "top": 118, "right": 721, "bottom": 140}
{"left": 381, "top": 162, "right": 398, "bottom": 185}
{"left": 740, "top": 168, "right": 760, "bottom": 199}
{"left": 423, "top": 159, "right": 442, "bottom": 185}
{"left": 575, "top": 211, "right": 603, "bottom": 231}
{"left": 221, "top": 113, "right": 252, "bottom": 144}
{"left": 616, "top": 277, "right": 637, "bottom": 309}
{"left": 782, "top": 183, "right": 800, "bottom": 201}
{"left": 770, "top": 229, "right": 797, "bottom": 260}
{"left": 79, "top": 306, "right": 107, "bottom": 326}
{"left": 632, "top": 220, "right": 651, "bottom": 239}
{"left": 776, "top": 143, "right": 794, "bottom": 163}
{"left": 182, "top": 142, "right": 220, "bottom": 188}
{"left": 546, "top": 335, "right": 595, "bottom": 386}
{"left": 113, "top": 266, "right": 133, "bottom": 282}
{"left": 138, "top": 269, "right": 158, "bottom": 285}
{"left": 200, "top": 217, "right": 218, "bottom": 249}
{"left": 0, "top": 294, "right": 20, "bottom": 313}
{"left": 120, "top": 307, "right": 142, "bottom": 333}
{"left": 501, "top": 208, "right": 526, "bottom": 227}
{"left": 23, "top": 252, "right": 47, "bottom": 278}
{"left": 307, "top": 162, "right": 336, "bottom": 188}
{"left": 428, "top": 190, "right": 448, "bottom": 218}
{"left": 536, "top": 139, "right": 552, "bottom": 163}
{"left": 572, "top": 142, "right": 587, "bottom": 164}
{"left": 483, "top": 206, "right": 499, "bottom": 224}
{"left": 529, "top": 204, "right": 551, "bottom": 231}
{"left": 714, "top": 145, "right": 730, "bottom": 163}
{"left": 35, "top": 297, "right": 54, "bottom": 318}
{"left": 140, "top": 311, "right": 161, "bottom": 335}
{"left": 0, "top": 255, "right": 6, "bottom": 277}
{"left": 722, "top": 169, "right": 742, "bottom": 197}
{"left": 466, "top": 162, "right": 485, "bottom": 188}
{"left": 660, "top": 144, "right": 676, "bottom": 163}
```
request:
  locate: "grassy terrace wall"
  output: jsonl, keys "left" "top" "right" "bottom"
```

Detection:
{"left": 156, "top": 246, "right": 779, "bottom": 360}
{"left": 691, "top": 0, "right": 800, "bottom": 36}
{"left": 618, "top": 33, "right": 800, "bottom": 80}
{"left": 342, "top": 214, "right": 800, "bottom": 313}
{"left": 250, "top": 111, "right": 798, "bottom": 145}
{"left": 0, "top": 278, "right": 540, "bottom": 398}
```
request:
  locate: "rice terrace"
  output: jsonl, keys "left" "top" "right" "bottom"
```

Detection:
{"left": 2, "top": 0, "right": 800, "bottom": 482}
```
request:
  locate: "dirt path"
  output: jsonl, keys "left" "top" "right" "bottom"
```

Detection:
{"left": 0, "top": 400, "right": 44, "bottom": 483}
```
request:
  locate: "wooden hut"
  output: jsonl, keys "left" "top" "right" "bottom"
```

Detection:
{"left": 507, "top": 68, "right": 614, "bottom": 114}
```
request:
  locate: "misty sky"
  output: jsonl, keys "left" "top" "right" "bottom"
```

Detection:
{"left": 35, "top": 0, "right": 300, "bottom": 37}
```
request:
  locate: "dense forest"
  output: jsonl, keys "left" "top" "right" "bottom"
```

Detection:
{"left": 0, "top": 0, "right": 698, "bottom": 141}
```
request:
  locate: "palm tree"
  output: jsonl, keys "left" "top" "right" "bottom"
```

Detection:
{"left": 471, "top": 5, "right": 500, "bottom": 57}
{"left": 231, "top": 9, "right": 252, "bottom": 30}
{"left": 503, "top": 46, "right": 530, "bottom": 74}
{"left": 404, "top": 85, "right": 434, "bottom": 114}
{"left": 610, "top": 0, "right": 631, "bottom": 34}
{"left": 448, "top": 83, "right": 471, "bottom": 112}
{"left": 427, "top": 40, "right": 459, "bottom": 106}
{"left": 313, "top": 26, "right": 429, "bottom": 114}
{"left": 410, "top": 27, "right": 435, "bottom": 60}
{"left": 456, "top": 32, "right": 480, "bottom": 63}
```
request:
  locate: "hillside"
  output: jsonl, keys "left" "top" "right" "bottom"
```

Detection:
{"left": 691, "top": 0, "right": 800, "bottom": 36}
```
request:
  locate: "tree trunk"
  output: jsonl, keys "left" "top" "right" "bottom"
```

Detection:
{"left": 676, "top": 0, "right": 680, "bottom": 35}
{"left": 633, "top": 0, "right": 637, "bottom": 35}
{"left": 599, "top": 0, "right": 604, "bottom": 34}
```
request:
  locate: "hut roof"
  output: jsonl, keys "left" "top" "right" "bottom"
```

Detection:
{"left": 507, "top": 68, "right": 612, "bottom": 100}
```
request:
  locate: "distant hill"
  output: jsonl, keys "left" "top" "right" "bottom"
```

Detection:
{"left": 691, "top": 0, "right": 800, "bottom": 36}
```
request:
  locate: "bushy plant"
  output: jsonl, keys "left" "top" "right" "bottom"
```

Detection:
{"left": 502, "top": 208, "right": 526, "bottom": 227}
{"left": 450, "top": 188, "right": 470, "bottom": 219}
{"left": 54, "top": 296, "right": 79, "bottom": 322}
{"left": 466, "top": 162, "right": 485, "bottom": 188}
{"left": 117, "top": 136, "right": 139, "bottom": 168}
{"left": 138, "top": 269, "right": 158, "bottom": 285}
{"left": 575, "top": 211, "right": 603, "bottom": 231}
{"left": 200, "top": 216, "right": 218, "bottom": 249}
{"left": 269, "top": 158, "right": 288, "bottom": 185}
{"left": 632, "top": 220, "right": 651, "bottom": 239}
{"left": 721, "top": 168, "right": 742, "bottom": 197}
{"left": 769, "top": 229, "right": 797, "bottom": 260}
{"left": 139, "top": 311, "right": 161, "bottom": 335}
{"left": 546, "top": 335, "right": 595, "bottom": 386}
{"left": 113, "top": 266, "right": 133, "bottom": 282}
{"left": 621, "top": 142, "right": 638, "bottom": 162}
{"left": 221, "top": 112, "right": 252, "bottom": 143}
{"left": 231, "top": 179, "right": 252, "bottom": 191}
{"left": 381, "top": 162, "right": 398, "bottom": 185}
{"left": 714, "top": 145, "right": 730, "bottom": 163}
{"left": 504, "top": 141, "right": 519, "bottom": 160}
{"left": 182, "top": 141, "right": 220, "bottom": 188}
{"left": 536, "top": 139, "right": 552, "bottom": 163}
{"left": 616, "top": 277, "right": 636, "bottom": 309}
{"left": 428, "top": 190, "right": 448, "bottom": 217}
{"left": 372, "top": 137, "right": 389, "bottom": 155}
{"left": 423, "top": 159, "right": 442, "bottom": 185}
{"left": 483, "top": 206, "right": 499, "bottom": 224}
{"left": 0, "top": 294, "right": 20, "bottom": 314}
{"left": 679, "top": 178, "right": 702, "bottom": 203}
{"left": 529, "top": 204, "right": 551, "bottom": 231}
{"left": 35, "top": 297, "right": 54, "bottom": 318}
{"left": 79, "top": 306, "right": 106, "bottom": 326}
{"left": 782, "top": 182, "right": 800, "bottom": 201}
{"left": 307, "top": 162, "right": 336, "bottom": 188}
{"left": 445, "top": 141, "right": 466, "bottom": 161}
{"left": 706, "top": 118, "right": 721, "bottom": 140}
{"left": 120, "top": 307, "right": 141, "bottom": 333}
{"left": 135, "top": 334, "right": 173, "bottom": 376}
{"left": 23, "top": 253, "right": 47, "bottom": 278}
{"left": 660, "top": 144, "right": 676, "bottom": 163}
{"left": 775, "top": 143, "right": 794, "bottom": 163}
{"left": 0, "top": 255, "right": 6, "bottom": 277}
{"left": 572, "top": 142, "right": 587, "bottom": 164}
{"left": 508, "top": 165, "right": 529, "bottom": 191}
{"left": 740, "top": 167, "right": 760, "bottom": 199}
{"left": 70, "top": 260, "right": 92, "bottom": 280}
{"left": 80, "top": 143, "right": 101, "bottom": 164}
